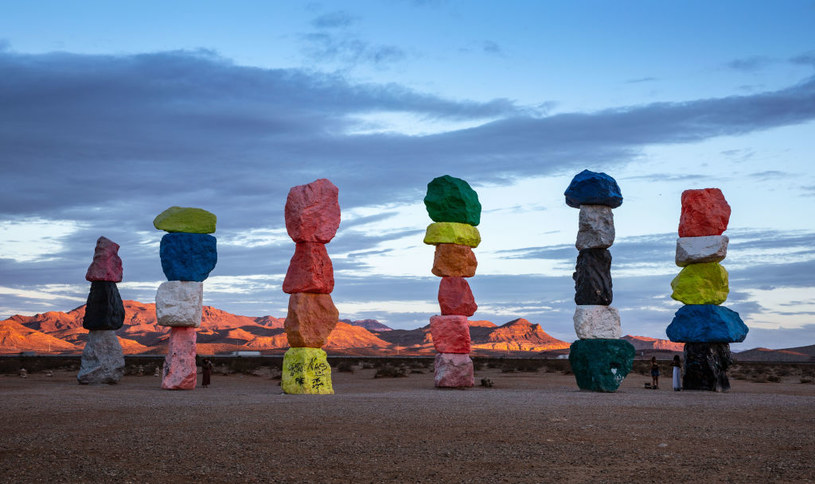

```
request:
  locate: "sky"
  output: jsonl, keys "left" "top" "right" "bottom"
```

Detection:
{"left": 1, "top": 0, "right": 814, "bottom": 350}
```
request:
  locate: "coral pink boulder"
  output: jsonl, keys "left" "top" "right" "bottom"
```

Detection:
{"left": 434, "top": 353, "right": 474, "bottom": 388}
{"left": 282, "top": 242, "right": 334, "bottom": 294}
{"left": 678, "top": 188, "right": 731, "bottom": 237}
{"left": 85, "top": 236, "right": 123, "bottom": 282}
{"left": 430, "top": 315, "right": 471, "bottom": 354}
{"left": 285, "top": 179, "right": 341, "bottom": 243}
{"left": 438, "top": 277, "right": 477, "bottom": 316}
{"left": 161, "top": 327, "right": 197, "bottom": 390}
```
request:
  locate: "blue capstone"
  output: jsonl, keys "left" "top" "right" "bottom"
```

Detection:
{"left": 666, "top": 305, "right": 748, "bottom": 343}
{"left": 564, "top": 169, "right": 623, "bottom": 208}
{"left": 160, "top": 233, "right": 217, "bottom": 281}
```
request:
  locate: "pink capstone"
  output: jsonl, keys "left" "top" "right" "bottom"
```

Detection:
{"left": 429, "top": 315, "right": 471, "bottom": 354}
{"left": 284, "top": 179, "right": 341, "bottom": 243}
{"left": 85, "top": 236, "right": 123, "bottom": 282}
{"left": 434, "top": 353, "right": 474, "bottom": 388}
{"left": 161, "top": 327, "right": 197, "bottom": 390}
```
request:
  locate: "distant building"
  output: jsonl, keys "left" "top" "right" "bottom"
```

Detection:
{"left": 231, "top": 350, "right": 261, "bottom": 357}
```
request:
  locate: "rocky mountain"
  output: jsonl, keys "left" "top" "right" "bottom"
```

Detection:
{"left": 340, "top": 318, "right": 393, "bottom": 332}
{"left": 622, "top": 335, "right": 685, "bottom": 352}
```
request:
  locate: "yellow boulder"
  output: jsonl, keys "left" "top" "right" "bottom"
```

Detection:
{"left": 671, "top": 262, "right": 729, "bottom": 305}
{"left": 282, "top": 347, "right": 334, "bottom": 395}
{"left": 423, "top": 222, "right": 481, "bottom": 248}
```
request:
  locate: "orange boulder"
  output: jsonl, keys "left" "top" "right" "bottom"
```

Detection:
{"left": 432, "top": 244, "right": 477, "bottom": 277}
{"left": 284, "top": 293, "right": 339, "bottom": 348}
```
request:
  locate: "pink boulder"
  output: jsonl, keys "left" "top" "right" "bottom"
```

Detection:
{"left": 161, "top": 327, "right": 197, "bottom": 390}
{"left": 430, "top": 315, "right": 471, "bottom": 353}
{"left": 285, "top": 179, "right": 341, "bottom": 243}
{"left": 438, "top": 277, "right": 477, "bottom": 316}
{"left": 432, "top": 244, "right": 477, "bottom": 277}
{"left": 85, "top": 236, "right": 123, "bottom": 282}
{"left": 678, "top": 188, "right": 731, "bottom": 237}
{"left": 434, "top": 353, "right": 474, "bottom": 388}
{"left": 285, "top": 293, "right": 340, "bottom": 348}
{"left": 282, "top": 242, "right": 334, "bottom": 294}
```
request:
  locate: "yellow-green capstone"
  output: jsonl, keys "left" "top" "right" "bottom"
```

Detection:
{"left": 153, "top": 206, "right": 217, "bottom": 234}
{"left": 281, "top": 347, "right": 334, "bottom": 395}
{"left": 423, "top": 222, "right": 481, "bottom": 248}
{"left": 671, "top": 262, "right": 729, "bottom": 305}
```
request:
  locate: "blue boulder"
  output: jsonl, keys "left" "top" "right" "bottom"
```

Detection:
{"left": 160, "top": 233, "right": 217, "bottom": 281}
{"left": 564, "top": 169, "right": 623, "bottom": 208}
{"left": 666, "top": 304, "right": 748, "bottom": 343}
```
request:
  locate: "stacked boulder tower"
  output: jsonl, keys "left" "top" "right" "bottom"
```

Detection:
{"left": 281, "top": 179, "right": 341, "bottom": 395}
{"left": 564, "top": 170, "right": 635, "bottom": 392}
{"left": 153, "top": 206, "right": 218, "bottom": 390}
{"left": 423, "top": 175, "right": 481, "bottom": 388}
{"left": 667, "top": 188, "right": 748, "bottom": 392}
{"left": 77, "top": 236, "right": 126, "bottom": 384}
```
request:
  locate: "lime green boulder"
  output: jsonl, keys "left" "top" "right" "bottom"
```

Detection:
{"left": 153, "top": 206, "right": 217, "bottom": 234}
{"left": 424, "top": 175, "right": 481, "bottom": 226}
{"left": 671, "top": 262, "right": 729, "bottom": 305}
{"left": 423, "top": 222, "right": 481, "bottom": 248}
{"left": 282, "top": 347, "right": 334, "bottom": 395}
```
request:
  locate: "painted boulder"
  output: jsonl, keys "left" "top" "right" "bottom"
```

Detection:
{"left": 282, "top": 347, "right": 334, "bottom": 395}
{"left": 424, "top": 222, "right": 481, "bottom": 248}
{"left": 576, "top": 205, "right": 615, "bottom": 250}
{"left": 666, "top": 304, "right": 748, "bottom": 343}
{"left": 161, "top": 327, "right": 198, "bottom": 390}
{"left": 434, "top": 353, "right": 474, "bottom": 388}
{"left": 432, "top": 244, "right": 478, "bottom": 278}
{"left": 282, "top": 242, "right": 334, "bottom": 294}
{"left": 573, "top": 305, "right": 621, "bottom": 339}
{"left": 153, "top": 206, "right": 216, "bottom": 234}
{"left": 83, "top": 281, "right": 125, "bottom": 331}
{"left": 77, "top": 330, "right": 125, "bottom": 384}
{"left": 678, "top": 188, "right": 731, "bottom": 237}
{"left": 573, "top": 248, "right": 613, "bottom": 305}
{"left": 284, "top": 293, "right": 340, "bottom": 348}
{"left": 675, "top": 235, "right": 728, "bottom": 267}
{"left": 424, "top": 175, "right": 482, "bottom": 226}
{"left": 155, "top": 281, "right": 203, "bottom": 328}
{"left": 160, "top": 233, "right": 218, "bottom": 281}
{"left": 683, "top": 342, "right": 732, "bottom": 392}
{"left": 568, "top": 339, "right": 635, "bottom": 392}
{"left": 564, "top": 169, "right": 623, "bottom": 209}
{"left": 438, "top": 277, "right": 478, "bottom": 316}
{"left": 285, "top": 179, "right": 341, "bottom": 244}
{"left": 429, "top": 315, "right": 471, "bottom": 354}
{"left": 670, "top": 262, "right": 729, "bottom": 305}
{"left": 85, "top": 236, "right": 123, "bottom": 282}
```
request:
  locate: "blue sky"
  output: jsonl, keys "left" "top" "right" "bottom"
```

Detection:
{"left": 1, "top": 1, "right": 814, "bottom": 349}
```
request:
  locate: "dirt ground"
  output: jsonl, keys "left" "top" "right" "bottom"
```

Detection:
{"left": 1, "top": 366, "right": 813, "bottom": 483}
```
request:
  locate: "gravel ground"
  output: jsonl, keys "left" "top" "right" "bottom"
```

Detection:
{"left": 1, "top": 367, "right": 813, "bottom": 483}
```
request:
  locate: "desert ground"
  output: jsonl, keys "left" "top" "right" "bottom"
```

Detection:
{"left": 1, "top": 364, "right": 813, "bottom": 483}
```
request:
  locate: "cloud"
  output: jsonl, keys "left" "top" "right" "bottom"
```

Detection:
{"left": 300, "top": 32, "right": 406, "bottom": 66}
{"left": 482, "top": 40, "right": 503, "bottom": 56}
{"left": 727, "top": 56, "right": 774, "bottom": 72}
{"left": 311, "top": 11, "right": 358, "bottom": 29}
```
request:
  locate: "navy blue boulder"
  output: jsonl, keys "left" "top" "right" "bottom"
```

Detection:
{"left": 666, "top": 304, "right": 748, "bottom": 343}
{"left": 564, "top": 169, "right": 623, "bottom": 208}
{"left": 160, "top": 233, "right": 217, "bottom": 281}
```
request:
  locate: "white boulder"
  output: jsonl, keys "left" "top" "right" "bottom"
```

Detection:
{"left": 574, "top": 305, "right": 621, "bottom": 339}
{"left": 576, "top": 205, "right": 615, "bottom": 250}
{"left": 77, "top": 330, "right": 125, "bottom": 384}
{"left": 156, "top": 281, "right": 203, "bottom": 327}
{"left": 675, "top": 235, "right": 728, "bottom": 267}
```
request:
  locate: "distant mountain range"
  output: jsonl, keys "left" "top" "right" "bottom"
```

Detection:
{"left": 1, "top": 301, "right": 811, "bottom": 361}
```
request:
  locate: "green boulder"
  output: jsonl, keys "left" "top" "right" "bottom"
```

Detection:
{"left": 568, "top": 339, "right": 635, "bottom": 392}
{"left": 153, "top": 206, "right": 217, "bottom": 234}
{"left": 424, "top": 175, "right": 481, "bottom": 226}
{"left": 282, "top": 347, "right": 334, "bottom": 395}
{"left": 670, "top": 262, "right": 729, "bottom": 305}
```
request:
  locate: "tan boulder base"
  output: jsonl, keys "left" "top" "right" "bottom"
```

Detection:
{"left": 432, "top": 244, "right": 477, "bottom": 277}
{"left": 284, "top": 293, "right": 340, "bottom": 348}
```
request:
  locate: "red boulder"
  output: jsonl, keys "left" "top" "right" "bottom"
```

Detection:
{"left": 438, "top": 277, "right": 477, "bottom": 316}
{"left": 282, "top": 242, "right": 334, "bottom": 294}
{"left": 679, "top": 188, "right": 731, "bottom": 237}
{"left": 85, "top": 236, "right": 123, "bottom": 282}
{"left": 285, "top": 179, "right": 341, "bottom": 243}
{"left": 429, "top": 315, "right": 471, "bottom": 354}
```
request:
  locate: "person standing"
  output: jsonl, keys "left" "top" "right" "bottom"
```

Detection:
{"left": 202, "top": 359, "right": 213, "bottom": 388}
{"left": 671, "top": 354, "right": 682, "bottom": 391}
{"left": 650, "top": 356, "right": 660, "bottom": 390}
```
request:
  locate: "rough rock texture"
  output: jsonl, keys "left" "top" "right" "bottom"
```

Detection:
{"left": 423, "top": 222, "right": 481, "bottom": 248}
{"left": 568, "top": 339, "right": 635, "bottom": 392}
{"left": 564, "top": 169, "right": 623, "bottom": 209}
{"left": 77, "top": 330, "right": 125, "bottom": 384}
{"left": 282, "top": 242, "right": 334, "bottom": 294}
{"left": 666, "top": 304, "right": 748, "bottom": 343}
{"left": 155, "top": 281, "right": 203, "bottom": 328}
{"left": 434, "top": 353, "right": 474, "bottom": 388}
{"left": 85, "top": 236, "right": 123, "bottom": 282}
{"left": 423, "top": 175, "right": 482, "bottom": 226}
{"left": 429, "top": 315, "right": 471, "bottom": 354}
{"left": 153, "top": 206, "right": 217, "bottom": 234}
{"left": 683, "top": 342, "right": 732, "bottom": 392}
{"left": 432, "top": 244, "right": 478, "bottom": 278}
{"left": 160, "top": 233, "right": 218, "bottom": 281}
{"left": 678, "top": 188, "right": 731, "bottom": 237}
{"left": 573, "top": 305, "right": 621, "bottom": 339}
{"left": 438, "top": 277, "right": 478, "bottom": 316}
{"left": 83, "top": 281, "right": 125, "bottom": 331}
{"left": 675, "top": 235, "right": 729, "bottom": 267}
{"left": 573, "top": 248, "right": 613, "bottom": 305}
{"left": 670, "top": 262, "right": 729, "bottom": 305}
{"left": 576, "top": 205, "right": 615, "bottom": 250}
{"left": 284, "top": 293, "right": 339, "bottom": 348}
{"left": 161, "top": 327, "right": 197, "bottom": 390}
{"left": 285, "top": 179, "right": 341, "bottom": 244}
{"left": 282, "top": 347, "right": 334, "bottom": 394}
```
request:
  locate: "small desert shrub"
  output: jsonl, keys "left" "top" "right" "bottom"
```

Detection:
{"left": 374, "top": 364, "right": 407, "bottom": 378}
{"left": 766, "top": 374, "right": 782, "bottom": 383}
{"left": 775, "top": 367, "right": 792, "bottom": 377}
{"left": 410, "top": 369, "right": 424, "bottom": 374}
{"left": 472, "top": 360, "right": 485, "bottom": 371}
{"left": 751, "top": 374, "right": 768, "bottom": 383}
{"left": 800, "top": 377, "right": 813, "bottom": 384}
{"left": 335, "top": 361, "right": 355, "bottom": 373}
{"left": 361, "top": 362, "right": 375, "bottom": 370}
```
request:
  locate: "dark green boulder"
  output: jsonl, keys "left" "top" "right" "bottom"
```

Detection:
{"left": 569, "top": 339, "right": 635, "bottom": 392}
{"left": 424, "top": 175, "right": 481, "bottom": 226}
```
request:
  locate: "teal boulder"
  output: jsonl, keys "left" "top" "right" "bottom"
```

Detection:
{"left": 569, "top": 339, "right": 635, "bottom": 392}
{"left": 424, "top": 175, "right": 481, "bottom": 226}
